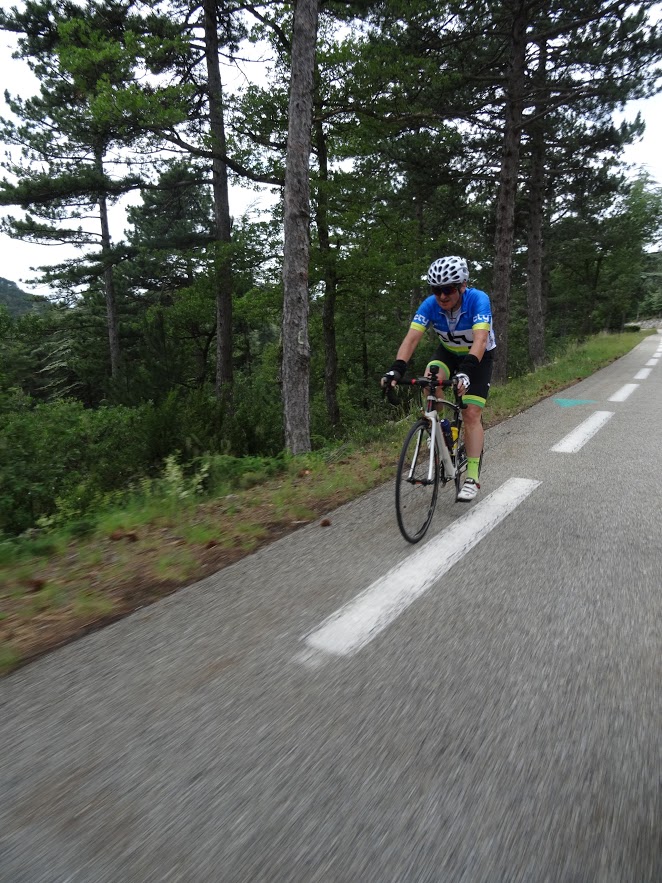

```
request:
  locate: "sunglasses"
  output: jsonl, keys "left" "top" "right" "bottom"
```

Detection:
{"left": 431, "top": 285, "right": 457, "bottom": 297}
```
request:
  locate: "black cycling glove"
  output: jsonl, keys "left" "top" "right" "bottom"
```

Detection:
{"left": 382, "top": 359, "right": 407, "bottom": 387}
{"left": 457, "top": 353, "right": 480, "bottom": 379}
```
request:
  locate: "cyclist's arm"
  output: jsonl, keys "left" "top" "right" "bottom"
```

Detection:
{"left": 468, "top": 329, "right": 488, "bottom": 362}
{"left": 395, "top": 327, "right": 425, "bottom": 363}
{"left": 456, "top": 329, "right": 489, "bottom": 395}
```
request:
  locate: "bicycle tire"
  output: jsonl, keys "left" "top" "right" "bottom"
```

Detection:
{"left": 395, "top": 419, "right": 440, "bottom": 544}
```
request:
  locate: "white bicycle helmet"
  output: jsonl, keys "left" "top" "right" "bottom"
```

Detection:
{"left": 427, "top": 256, "right": 469, "bottom": 286}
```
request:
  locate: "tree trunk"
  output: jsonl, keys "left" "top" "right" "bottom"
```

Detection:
{"left": 314, "top": 114, "right": 340, "bottom": 427}
{"left": 361, "top": 304, "right": 369, "bottom": 410}
{"left": 580, "top": 254, "right": 602, "bottom": 336}
{"left": 526, "top": 38, "right": 548, "bottom": 369}
{"left": 491, "top": 0, "right": 528, "bottom": 384}
{"left": 96, "top": 151, "right": 120, "bottom": 378}
{"left": 282, "top": 0, "right": 320, "bottom": 454}
{"left": 203, "top": 0, "right": 233, "bottom": 401}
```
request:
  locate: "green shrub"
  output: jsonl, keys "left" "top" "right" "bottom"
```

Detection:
{"left": 0, "top": 399, "right": 152, "bottom": 534}
{"left": 0, "top": 380, "right": 292, "bottom": 536}
{"left": 0, "top": 399, "right": 87, "bottom": 534}
{"left": 221, "top": 360, "right": 284, "bottom": 457}
{"left": 202, "top": 452, "right": 286, "bottom": 495}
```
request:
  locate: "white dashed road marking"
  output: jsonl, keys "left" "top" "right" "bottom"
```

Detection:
{"left": 608, "top": 383, "right": 638, "bottom": 402}
{"left": 635, "top": 368, "right": 652, "bottom": 380}
{"left": 551, "top": 411, "right": 614, "bottom": 453}
{"left": 296, "top": 478, "right": 541, "bottom": 663}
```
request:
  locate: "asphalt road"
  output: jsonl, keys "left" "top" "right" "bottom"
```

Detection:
{"left": 1, "top": 334, "right": 661, "bottom": 882}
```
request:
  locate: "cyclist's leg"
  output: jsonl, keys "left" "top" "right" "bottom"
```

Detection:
{"left": 426, "top": 345, "right": 455, "bottom": 410}
{"left": 461, "top": 351, "right": 493, "bottom": 471}
{"left": 462, "top": 405, "right": 484, "bottom": 477}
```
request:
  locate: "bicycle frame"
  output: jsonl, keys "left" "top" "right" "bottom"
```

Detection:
{"left": 418, "top": 391, "right": 455, "bottom": 482}
{"left": 393, "top": 370, "right": 468, "bottom": 543}
{"left": 389, "top": 364, "right": 467, "bottom": 485}
{"left": 392, "top": 368, "right": 472, "bottom": 542}
{"left": 411, "top": 373, "right": 464, "bottom": 483}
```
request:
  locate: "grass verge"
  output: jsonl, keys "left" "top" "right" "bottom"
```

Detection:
{"left": 0, "top": 331, "right": 653, "bottom": 675}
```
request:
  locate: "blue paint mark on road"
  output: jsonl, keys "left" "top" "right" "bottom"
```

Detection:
{"left": 554, "top": 398, "right": 597, "bottom": 407}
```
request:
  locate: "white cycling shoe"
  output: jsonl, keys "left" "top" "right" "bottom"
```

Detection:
{"left": 457, "top": 478, "right": 480, "bottom": 502}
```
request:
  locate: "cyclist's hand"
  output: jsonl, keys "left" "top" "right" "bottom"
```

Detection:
{"left": 455, "top": 372, "right": 470, "bottom": 395}
{"left": 381, "top": 359, "right": 407, "bottom": 388}
{"left": 381, "top": 369, "right": 401, "bottom": 388}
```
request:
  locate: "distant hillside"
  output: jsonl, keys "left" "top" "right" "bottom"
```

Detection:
{"left": 0, "top": 277, "right": 50, "bottom": 317}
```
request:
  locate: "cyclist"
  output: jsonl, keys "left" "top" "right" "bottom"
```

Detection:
{"left": 382, "top": 256, "right": 496, "bottom": 501}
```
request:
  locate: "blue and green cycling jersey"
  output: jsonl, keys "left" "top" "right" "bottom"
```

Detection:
{"left": 410, "top": 287, "right": 497, "bottom": 354}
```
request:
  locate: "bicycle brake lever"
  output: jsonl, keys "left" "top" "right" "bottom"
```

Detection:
{"left": 451, "top": 378, "right": 468, "bottom": 409}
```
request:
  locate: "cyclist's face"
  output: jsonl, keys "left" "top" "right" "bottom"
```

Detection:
{"left": 431, "top": 284, "right": 462, "bottom": 310}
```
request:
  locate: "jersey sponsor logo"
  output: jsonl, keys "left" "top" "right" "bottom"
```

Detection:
{"left": 413, "top": 312, "right": 429, "bottom": 326}
{"left": 438, "top": 329, "right": 474, "bottom": 346}
{"left": 474, "top": 313, "right": 491, "bottom": 324}
{"left": 448, "top": 330, "right": 473, "bottom": 346}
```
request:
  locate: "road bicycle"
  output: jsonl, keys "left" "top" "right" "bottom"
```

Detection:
{"left": 392, "top": 367, "right": 472, "bottom": 544}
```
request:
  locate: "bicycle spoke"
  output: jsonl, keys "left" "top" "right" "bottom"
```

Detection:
{"left": 395, "top": 421, "right": 440, "bottom": 543}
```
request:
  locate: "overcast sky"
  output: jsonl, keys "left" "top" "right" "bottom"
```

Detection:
{"left": 1, "top": 25, "right": 661, "bottom": 295}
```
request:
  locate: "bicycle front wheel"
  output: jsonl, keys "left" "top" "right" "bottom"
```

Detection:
{"left": 395, "top": 420, "right": 440, "bottom": 544}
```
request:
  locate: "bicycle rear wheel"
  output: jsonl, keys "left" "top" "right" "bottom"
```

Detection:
{"left": 395, "top": 420, "right": 440, "bottom": 543}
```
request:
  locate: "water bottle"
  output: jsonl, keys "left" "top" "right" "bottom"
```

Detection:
{"left": 440, "top": 418, "right": 454, "bottom": 452}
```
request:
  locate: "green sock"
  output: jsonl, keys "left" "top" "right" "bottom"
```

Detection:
{"left": 466, "top": 457, "right": 481, "bottom": 481}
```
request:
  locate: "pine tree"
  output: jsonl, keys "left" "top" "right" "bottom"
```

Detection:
{"left": 0, "top": 0, "right": 189, "bottom": 378}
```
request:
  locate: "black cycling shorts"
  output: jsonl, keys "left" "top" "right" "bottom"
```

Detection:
{"left": 426, "top": 346, "right": 494, "bottom": 409}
